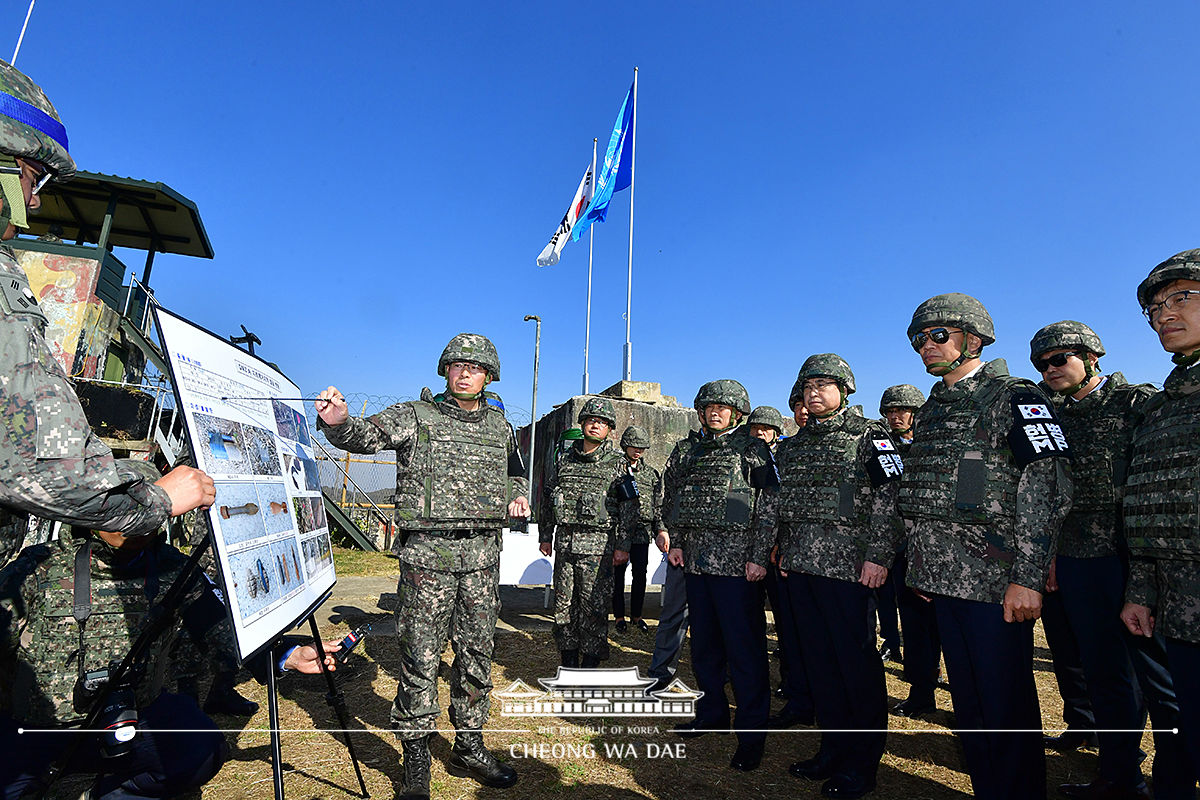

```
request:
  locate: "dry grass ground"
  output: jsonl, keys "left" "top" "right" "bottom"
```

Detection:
{"left": 175, "top": 574, "right": 1161, "bottom": 800}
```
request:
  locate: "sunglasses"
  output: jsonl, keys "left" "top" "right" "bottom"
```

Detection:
{"left": 910, "top": 327, "right": 960, "bottom": 352}
{"left": 1032, "top": 351, "right": 1080, "bottom": 373}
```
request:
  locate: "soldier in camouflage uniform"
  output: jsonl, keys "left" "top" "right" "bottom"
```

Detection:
{"left": 611, "top": 425, "right": 660, "bottom": 635}
{"left": 0, "top": 459, "right": 228, "bottom": 799}
{"left": 775, "top": 356, "right": 902, "bottom": 798}
{"left": 317, "top": 333, "right": 527, "bottom": 798}
{"left": 747, "top": 406, "right": 784, "bottom": 451}
{"left": 877, "top": 384, "right": 943, "bottom": 720}
{"left": 664, "top": 380, "right": 779, "bottom": 772}
{"left": 898, "top": 293, "right": 1072, "bottom": 800}
{"left": 0, "top": 60, "right": 215, "bottom": 567}
{"left": 1122, "top": 250, "right": 1200, "bottom": 789}
{"left": 538, "top": 398, "right": 627, "bottom": 666}
{"left": 1031, "top": 321, "right": 1189, "bottom": 800}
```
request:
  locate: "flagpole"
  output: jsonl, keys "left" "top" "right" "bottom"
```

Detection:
{"left": 583, "top": 137, "right": 597, "bottom": 396}
{"left": 622, "top": 67, "right": 637, "bottom": 382}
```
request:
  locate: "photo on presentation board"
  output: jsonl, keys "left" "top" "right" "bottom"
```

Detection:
{"left": 154, "top": 306, "right": 336, "bottom": 662}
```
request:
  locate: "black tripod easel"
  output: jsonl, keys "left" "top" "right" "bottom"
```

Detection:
{"left": 261, "top": 609, "right": 369, "bottom": 800}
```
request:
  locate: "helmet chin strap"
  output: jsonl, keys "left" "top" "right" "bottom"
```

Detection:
{"left": 811, "top": 385, "right": 847, "bottom": 419}
{"left": 583, "top": 421, "right": 611, "bottom": 443}
{"left": 0, "top": 155, "right": 28, "bottom": 232}
{"left": 704, "top": 411, "right": 741, "bottom": 433}
{"left": 1172, "top": 349, "right": 1200, "bottom": 368}
{"left": 926, "top": 334, "right": 979, "bottom": 376}
{"left": 446, "top": 375, "right": 490, "bottom": 401}
{"left": 1056, "top": 356, "right": 1100, "bottom": 396}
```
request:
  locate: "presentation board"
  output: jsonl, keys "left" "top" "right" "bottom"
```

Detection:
{"left": 155, "top": 307, "right": 335, "bottom": 661}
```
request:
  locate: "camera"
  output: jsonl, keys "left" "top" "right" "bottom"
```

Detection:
{"left": 72, "top": 664, "right": 139, "bottom": 759}
{"left": 97, "top": 688, "right": 139, "bottom": 759}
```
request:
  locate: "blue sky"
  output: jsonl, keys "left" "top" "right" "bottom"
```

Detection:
{"left": 14, "top": 2, "right": 1200, "bottom": 423}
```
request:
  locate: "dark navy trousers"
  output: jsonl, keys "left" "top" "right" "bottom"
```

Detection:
{"left": 0, "top": 693, "right": 227, "bottom": 800}
{"left": 893, "top": 550, "right": 941, "bottom": 706}
{"left": 685, "top": 572, "right": 769, "bottom": 747}
{"left": 786, "top": 572, "right": 887, "bottom": 781}
{"left": 933, "top": 594, "right": 1045, "bottom": 800}
{"left": 1042, "top": 581, "right": 1097, "bottom": 732}
{"left": 1056, "top": 555, "right": 1146, "bottom": 787}
{"left": 765, "top": 562, "right": 814, "bottom": 716}
{"left": 1164, "top": 637, "right": 1200, "bottom": 796}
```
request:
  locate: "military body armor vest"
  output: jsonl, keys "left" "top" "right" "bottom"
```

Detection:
{"left": 626, "top": 461, "right": 659, "bottom": 527}
{"left": 1056, "top": 374, "right": 1139, "bottom": 515}
{"left": 669, "top": 428, "right": 756, "bottom": 532}
{"left": 777, "top": 411, "right": 870, "bottom": 525}
{"left": 14, "top": 543, "right": 175, "bottom": 725}
{"left": 1123, "top": 384, "right": 1200, "bottom": 557}
{"left": 897, "top": 374, "right": 1023, "bottom": 527}
{"left": 393, "top": 400, "right": 510, "bottom": 530}
{"left": 551, "top": 442, "right": 622, "bottom": 527}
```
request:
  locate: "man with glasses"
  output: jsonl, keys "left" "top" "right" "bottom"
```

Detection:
{"left": 664, "top": 380, "right": 778, "bottom": 772}
{"left": 317, "top": 333, "right": 529, "bottom": 799}
{"left": 0, "top": 60, "right": 216, "bottom": 569}
{"left": 776, "top": 356, "right": 902, "bottom": 799}
{"left": 897, "top": 293, "right": 1071, "bottom": 800}
{"left": 1122, "top": 249, "right": 1200, "bottom": 792}
{"left": 1030, "top": 321, "right": 1186, "bottom": 800}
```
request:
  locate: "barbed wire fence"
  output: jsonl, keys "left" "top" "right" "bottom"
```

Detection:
{"left": 305, "top": 393, "right": 531, "bottom": 549}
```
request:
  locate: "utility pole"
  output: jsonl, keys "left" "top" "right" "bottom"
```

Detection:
{"left": 523, "top": 315, "right": 541, "bottom": 516}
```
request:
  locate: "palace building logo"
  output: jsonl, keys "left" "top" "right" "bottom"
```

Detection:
{"left": 495, "top": 666, "right": 703, "bottom": 718}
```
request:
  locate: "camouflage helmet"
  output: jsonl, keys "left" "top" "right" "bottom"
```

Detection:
{"left": 1029, "top": 320, "right": 1105, "bottom": 361}
{"left": 437, "top": 333, "right": 500, "bottom": 381}
{"left": 693, "top": 379, "right": 751, "bottom": 416}
{"left": 620, "top": 425, "right": 651, "bottom": 448}
{"left": 795, "top": 354, "right": 856, "bottom": 395}
{"left": 879, "top": 384, "right": 926, "bottom": 414}
{"left": 0, "top": 61, "right": 74, "bottom": 181}
{"left": 788, "top": 380, "right": 805, "bottom": 411}
{"left": 747, "top": 405, "right": 784, "bottom": 432}
{"left": 1137, "top": 249, "right": 1200, "bottom": 308}
{"left": 907, "top": 293, "right": 996, "bottom": 346}
{"left": 577, "top": 396, "right": 617, "bottom": 428}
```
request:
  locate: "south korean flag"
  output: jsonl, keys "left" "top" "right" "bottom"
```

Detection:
{"left": 1018, "top": 403, "right": 1053, "bottom": 420}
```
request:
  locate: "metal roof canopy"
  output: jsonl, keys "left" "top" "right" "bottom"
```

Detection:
{"left": 22, "top": 171, "right": 214, "bottom": 274}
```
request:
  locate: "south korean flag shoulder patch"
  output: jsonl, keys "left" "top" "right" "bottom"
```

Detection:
{"left": 865, "top": 437, "right": 904, "bottom": 487}
{"left": 1007, "top": 391, "right": 1070, "bottom": 467}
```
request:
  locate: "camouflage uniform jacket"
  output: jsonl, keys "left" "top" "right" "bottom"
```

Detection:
{"left": 1124, "top": 361, "right": 1200, "bottom": 643}
{"left": 616, "top": 457, "right": 662, "bottom": 550}
{"left": 1051, "top": 372, "right": 1154, "bottom": 559}
{"left": 898, "top": 360, "right": 1072, "bottom": 604}
{"left": 319, "top": 389, "right": 528, "bottom": 572}
{"left": 661, "top": 425, "right": 779, "bottom": 576}
{"left": 0, "top": 251, "right": 172, "bottom": 564}
{"left": 539, "top": 440, "right": 625, "bottom": 557}
{"left": 774, "top": 408, "right": 903, "bottom": 583}
{"left": 0, "top": 535, "right": 228, "bottom": 726}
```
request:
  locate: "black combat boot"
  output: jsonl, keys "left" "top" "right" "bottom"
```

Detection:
{"left": 560, "top": 649, "right": 579, "bottom": 668}
{"left": 203, "top": 671, "right": 260, "bottom": 716}
{"left": 580, "top": 654, "right": 601, "bottom": 668}
{"left": 399, "top": 735, "right": 431, "bottom": 800}
{"left": 449, "top": 732, "right": 518, "bottom": 788}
